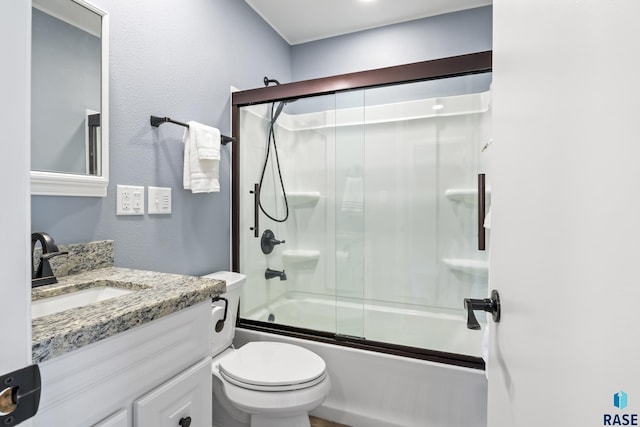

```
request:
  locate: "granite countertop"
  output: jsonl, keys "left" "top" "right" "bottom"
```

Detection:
{"left": 31, "top": 266, "right": 225, "bottom": 363}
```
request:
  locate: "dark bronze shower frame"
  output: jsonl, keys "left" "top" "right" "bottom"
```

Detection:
{"left": 230, "top": 50, "right": 492, "bottom": 370}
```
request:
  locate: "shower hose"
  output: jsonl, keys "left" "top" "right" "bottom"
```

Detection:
{"left": 258, "top": 100, "right": 289, "bottom": 223}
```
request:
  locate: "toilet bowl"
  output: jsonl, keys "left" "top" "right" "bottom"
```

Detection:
{"left": 204, "top": 271, "right": 331, "bottom": 427}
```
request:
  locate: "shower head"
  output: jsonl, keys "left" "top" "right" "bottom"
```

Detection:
{"left": 263, "top": 76, "right": 299, "bottom": 123}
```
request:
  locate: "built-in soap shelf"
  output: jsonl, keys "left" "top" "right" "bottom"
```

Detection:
{"left": 282, "top": 250, "right": 320, "bottom": 265}
{"left": 442, "top": 258, "right": 489, "bottom": 276}
{"left": 286, "top": 192, "right": 321, "bottom": 208}
{"left": 444, "top": 188, "right": 491, "bottom": 205}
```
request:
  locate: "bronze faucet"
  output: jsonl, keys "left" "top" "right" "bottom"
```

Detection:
{"left": 31, "top": 232, "right": 68, "bottom": 287}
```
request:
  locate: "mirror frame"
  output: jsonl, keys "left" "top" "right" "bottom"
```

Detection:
{"left": 31, "top": 0, "right": 109, "bottom": 197}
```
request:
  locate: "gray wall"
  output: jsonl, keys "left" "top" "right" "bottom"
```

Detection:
{"left": 32, "top": 0, "right": 291, "bottom": 275}
{"left": 291, "top": 6, "right": 492, "bottom": 82}
{"left": 32, "top": 4, "right": 492, "bottom": 276}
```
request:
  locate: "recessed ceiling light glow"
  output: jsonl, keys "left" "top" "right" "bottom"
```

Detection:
{"left": 432, "top": 104, "right": 444, "bottom": 110}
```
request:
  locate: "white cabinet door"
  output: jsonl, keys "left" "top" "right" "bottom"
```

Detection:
{"left": 134, "top": 358, "right": 212, "bottom": 427}
{"left": 93, "top": 409, "right": 128, "bottom": 427}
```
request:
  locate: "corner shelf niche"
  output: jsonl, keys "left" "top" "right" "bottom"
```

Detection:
{"left": 444, "top": 188, "right": 491, "bottom": 205}
{"left": 286, "top": 192, "right": 321, "bottom": 208}
{"left": 282, "top": 250, "right": 320, "bottom": 266}
{"left": 442, "top": 258, "right": 489, "bottom": 276}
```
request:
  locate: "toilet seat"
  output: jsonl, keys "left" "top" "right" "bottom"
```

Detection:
{"left": 218, "top": 342, "right": 327, "bottom": 392}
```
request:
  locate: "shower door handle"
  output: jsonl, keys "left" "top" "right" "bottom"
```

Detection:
{"left": 249, "top": 183, "right": 259, "bottom": 238}
{"left": 478, "top": 174, "right": 486, "bottom": 251}
{"left": 464, "top": 290, "right": 501, "bottom": 330}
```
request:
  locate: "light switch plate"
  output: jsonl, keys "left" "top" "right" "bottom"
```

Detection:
{"left": 148, "top": 186, "right": 171, "bottom": 215}
{"left": 117, "top": 185, "right": 145, "bottom": 215}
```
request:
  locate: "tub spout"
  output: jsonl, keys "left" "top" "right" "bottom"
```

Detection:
{"left": 265, "top": 268, "right": 287, "bottom": 281}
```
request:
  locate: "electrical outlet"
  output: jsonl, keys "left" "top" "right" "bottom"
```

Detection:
{"left": 148, "top": 186, "right": 172, "bottom": 214}
{"left": 117, "top": 185, "right": 145, "bottom": 215}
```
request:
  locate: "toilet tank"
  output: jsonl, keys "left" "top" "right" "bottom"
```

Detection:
{"left": 202, "top": 271, "right": 246, "bottom": 356}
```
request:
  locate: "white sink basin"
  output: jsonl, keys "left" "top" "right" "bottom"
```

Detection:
{"left": 32, "top": 286, "right": 133, "bottom": 319}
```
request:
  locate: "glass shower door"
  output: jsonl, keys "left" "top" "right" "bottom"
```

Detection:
{"left": 334, "top": 90, "right": 366, "bottom": 339}
{"left": 236, "top": 70, "right": 492, "bottom": 360}
{"left": 238, "top": 95, "right": 341, "bottom": 333}
{"left": 351, "top": 74, "right": 492, "bottom": 356}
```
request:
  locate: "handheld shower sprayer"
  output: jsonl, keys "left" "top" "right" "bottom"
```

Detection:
{"left": 257, "top": 76, "right": 290, "bottom": 223}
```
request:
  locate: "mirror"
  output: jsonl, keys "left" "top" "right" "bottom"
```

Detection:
{"left": 31, "top": 0, "right": 109, "bottom": 197}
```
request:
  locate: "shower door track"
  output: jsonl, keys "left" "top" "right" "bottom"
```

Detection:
{"left": 239, "top": 319, "right": 485, "bottom": 370}
{"left": 231, "top": 50, "right": 492, "bottom": 371}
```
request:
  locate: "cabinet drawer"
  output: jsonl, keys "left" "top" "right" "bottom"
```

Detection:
{"left": 93, "top": 409, "right": 128, "bottom": 427}
{"left": 134, "top": 357, "right": 212, "bottom": 427}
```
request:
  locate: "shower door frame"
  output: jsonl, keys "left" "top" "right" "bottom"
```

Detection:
{"left": 231, "top": 50, "right": 492, "bottom": 370}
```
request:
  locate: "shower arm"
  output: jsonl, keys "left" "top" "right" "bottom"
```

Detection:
{"left": 263, "top": 77, "right": 280, "bottom": 86}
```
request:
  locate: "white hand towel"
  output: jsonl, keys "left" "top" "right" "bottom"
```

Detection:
{"left": 183, "top": 121, "right": 221, "bottom": 193}
{"left": 192, "top": 121, "right": 220, "bottom": 160}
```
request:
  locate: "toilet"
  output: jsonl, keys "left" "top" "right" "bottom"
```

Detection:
{"left": 203, "top": 271, "right": 331, "bottom": 427}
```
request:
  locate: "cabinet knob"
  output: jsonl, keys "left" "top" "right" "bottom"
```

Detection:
{"left": 179, "top": 416, "right": 191, "bottom": 427}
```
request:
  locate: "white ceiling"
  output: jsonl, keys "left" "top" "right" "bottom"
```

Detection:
{"left": 244, "top": 0, "right": 492, "bottom": 45}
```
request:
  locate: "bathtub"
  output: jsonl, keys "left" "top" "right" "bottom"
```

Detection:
{"left": 244, "top": 294, "right": 485, "bottom": 357}
{"left": 235, "top": 328, "right": 487, "bottom": 427}
{"left": 238, "top": 296, "right": 488, "bottom": 427}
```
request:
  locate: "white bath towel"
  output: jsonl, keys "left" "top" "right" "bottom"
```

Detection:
{"left": 183, "top": 121, "right": 221, "bottom": 193}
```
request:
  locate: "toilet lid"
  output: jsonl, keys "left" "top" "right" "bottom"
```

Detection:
{"left": 218, "top": 342, "right": 327, "bottom": 392}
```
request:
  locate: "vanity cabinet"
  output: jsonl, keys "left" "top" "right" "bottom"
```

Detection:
{"left": 134, "top": 358, "right": 211, "bottom": 426}
{"left": 32, "top": 302, "right": 212, "bottom": 427}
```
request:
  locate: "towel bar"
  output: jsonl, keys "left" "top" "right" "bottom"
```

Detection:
{"left": 150, "top": 115, "right": 235, "bottom": 145}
